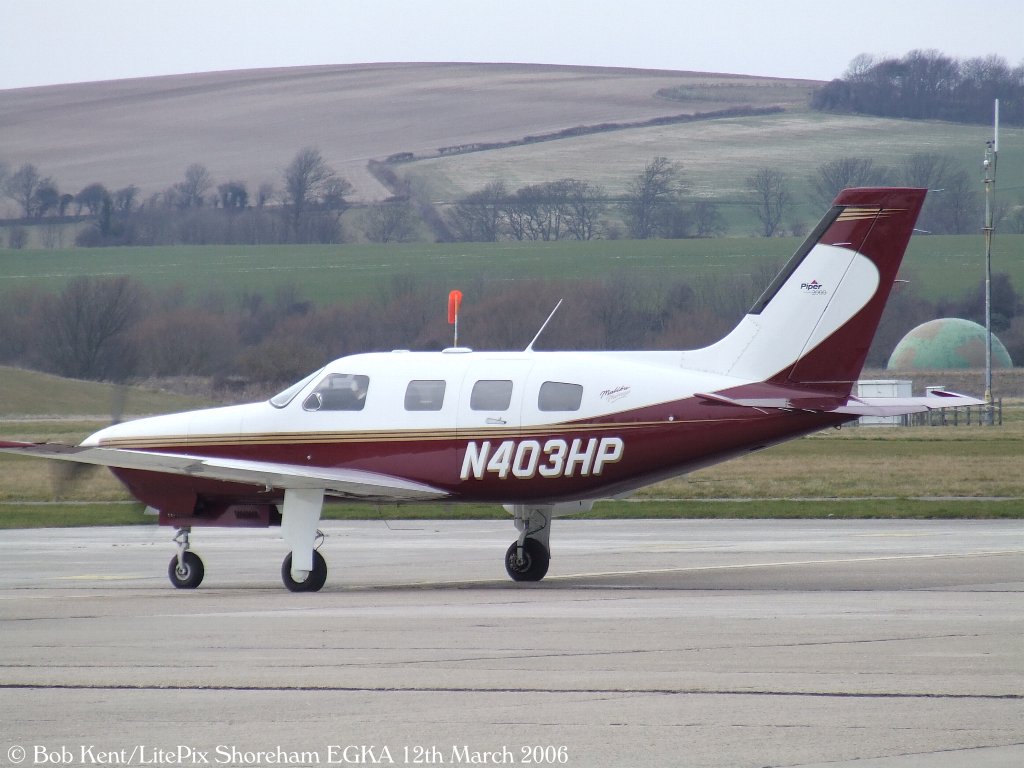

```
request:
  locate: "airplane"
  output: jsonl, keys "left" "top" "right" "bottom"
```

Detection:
{"left": 1, "top": 186, "right": 982, "bottom": 592}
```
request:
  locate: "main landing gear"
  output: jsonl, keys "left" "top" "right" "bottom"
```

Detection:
{"left": 504, "top": 505, "right": 553, "bottom": 582}
{"left": 166, "top": 484, "right": 329, "bottom": 592}
{"left": 166, "top": 527, "right": 329, "bottom": 591}
{"left": 281, "top": 531, "right": 328, "bottom": 592}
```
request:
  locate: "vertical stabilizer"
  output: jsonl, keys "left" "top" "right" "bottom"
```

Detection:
{"left": 684, "top": 188, "right": 926, "bottom": 395}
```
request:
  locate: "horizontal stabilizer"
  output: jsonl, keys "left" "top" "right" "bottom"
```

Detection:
{"left": 696, "top": 389, "right": 984, "bottom": 417}
{"left": 834, "top": 391, "right": 985, "bottom": 417}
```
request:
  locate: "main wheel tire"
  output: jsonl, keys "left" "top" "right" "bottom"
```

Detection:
{"left": 281, "top": 550, "right": 328, "bottom": 592}
{"left": 505, "top": 538, "right": 550, "bottom": 582}
{"left": 168, "top": 551, "right": 204, "bottom": 589}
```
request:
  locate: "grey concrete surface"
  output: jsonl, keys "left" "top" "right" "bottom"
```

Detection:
{"left": 0, "top": 519, "right": 1021, "bottom": 768}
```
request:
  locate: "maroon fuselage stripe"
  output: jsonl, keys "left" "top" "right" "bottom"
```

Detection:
{"left": 110, "top": 396, "right": 848, "bottom": 513}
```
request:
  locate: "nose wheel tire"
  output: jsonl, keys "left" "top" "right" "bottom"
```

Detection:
{"left": 168, "top": 551, "right": 204, "bottom": 589}
{"left": 505, "top": 538, "right": 550, "bottom": 582}
{"left": 281, "top": 550, "right": 328, "bottom": 592}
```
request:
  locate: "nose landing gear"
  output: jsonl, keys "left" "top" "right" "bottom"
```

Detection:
{"left": 504, "top": 504, "right": 553, "bottom": 582}
{"left": 505, "top": 538, "right": 550, "bottom": 581}
{"left": 168, "top": 528, "right": 204, "bottom": 589}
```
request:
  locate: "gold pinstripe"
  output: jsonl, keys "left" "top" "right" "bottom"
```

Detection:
{"left": 96, "top": 417, "right": 744, "bottom": 450}
{"left": 835, "top": 207, "right": 905, "bottom": 222}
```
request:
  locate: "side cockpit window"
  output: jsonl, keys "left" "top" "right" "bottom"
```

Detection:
{"left": 303, "top": 373, "right": 369, "bottom": 412}
{"left": 538, "top": 381, "right": 583, "bottom": 412}
{"left": 269, "top": 368, "right": 323, "bottom": 409}
{"left": 405, "top": 380, "right": 446, "bottom": 411}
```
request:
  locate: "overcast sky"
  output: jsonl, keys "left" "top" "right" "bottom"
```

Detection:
{"left": 4, "top": 0, "right": 1023, "bottom": 91}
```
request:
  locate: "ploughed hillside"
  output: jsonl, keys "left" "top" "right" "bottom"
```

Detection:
{"left": 0, "top": 62, "right": 817, "bottom": 205}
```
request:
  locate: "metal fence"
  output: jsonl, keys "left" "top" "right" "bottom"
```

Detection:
{"left": 907, "top": 399, "right": 1003, "bottom": 427}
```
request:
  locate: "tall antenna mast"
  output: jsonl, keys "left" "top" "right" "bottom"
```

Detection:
{"left": 982, "top": 99, "right": 998, "bottom": 425}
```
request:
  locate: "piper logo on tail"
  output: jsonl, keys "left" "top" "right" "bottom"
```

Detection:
{"left": 800, "top": 279, "right": 827, "bottom": 295}
{"left": 461, "top": 437, "right": 624, "bottom": 480}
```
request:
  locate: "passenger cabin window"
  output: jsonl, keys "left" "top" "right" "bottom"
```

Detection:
{"left": 538, "top": 381, "right": 583, "bottom": 412}
{"left": 470, "top": 380, "right": 513, "bottom": 411}
{"left": 302, "top": 373, "right": 369, "bottom": 411}
{"left": 405, "top": 380, "right": 446, "bottom": 411}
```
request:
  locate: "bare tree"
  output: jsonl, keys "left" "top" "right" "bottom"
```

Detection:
{"left": 504, "top": 178, "right": 605, "bottom": 241}
{"left": 808, "top": 157, "right": 891, "bottom": 209}
{"left": 256, "top": 182, "right": 275, "bottom": 207}
{"left": 174, "top": 163, "right": 213, "bottom": 208}
{"left": 113, "top": 185, "right": 139, "bottom": 213}
{"left": 33, "top": 179, "right": 61, "bottom": 217}
{"left": 747, "top": 168, "right": 792, "bottom": 237}
{"left": 562, "top": 179, "right": 605, "bottom": 240}
{"left": 505, "top": 181, "right": 571, "bottom": 241}
{"left": 899, "top": 153, "right": 958, "bottom": 233}
{"left": 900, "top": 152, "right": 955, "bottom": 189}
{"left": 930, "top": 169, "right": 979, "bottom": 234}
{"left": 895, "top": 152, "right": 978, "bottom": 234}
{"left": 6, "top": 226, "right": 28, "bottom": 249}
{"left": 42, "top": 276, "right": 144, "bottom": 381}
{"left": 75, "top": 182, "right": 109, "bottom": 216}
{"left": 58, "top": 193, "right": 74, "bottom": 217}
{"left": 4, "top": 163, "right": 49, "bottom": 218}
{"left": 321, "top": 178, "right": 353, "bottom": 212}
{"left": 691, "top": 201, "right": 726, "bottom": 238}
{"left": 843, "top": 53, "right": 876, "bottom": 80}
{"left": 445, "top": 180, "right": 508, "bottom": 242}
{"left": 283, "top": 147, "right": 338, "bottom": 234}
{"left": 362, "top": 201, "right": 419, "bottom": 243}
{"left": 623, "top": 157, "right": 686, "bottom": 239}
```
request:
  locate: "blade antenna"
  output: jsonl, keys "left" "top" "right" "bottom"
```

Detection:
{"left": 525, "top": 299, "right": 563, "bottom": 352}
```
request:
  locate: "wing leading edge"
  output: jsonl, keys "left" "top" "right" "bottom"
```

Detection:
{"left": 0, "top": 442, "right": 447, "bottom": 502}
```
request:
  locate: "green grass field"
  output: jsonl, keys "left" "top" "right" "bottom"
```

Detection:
{"left": 0, "top": 366, "right": 206, "bottom": 417}
{"left": 2, "top": 234, "right": 1021, "bottom": 307}
{"left": 403, "top": 110, "right": 1024, "bottom": 233}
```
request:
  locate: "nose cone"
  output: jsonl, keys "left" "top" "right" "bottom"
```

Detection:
{"left": 80, "top": 422, "right": 116, "bottom": 447}
{"left": 79, "top": 402, "right": 261, "bottom": 449}
{"left": 80, "top": 412, "right": 192, "bottom": 448}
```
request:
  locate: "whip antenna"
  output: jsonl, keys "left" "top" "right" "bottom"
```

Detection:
{"left": 525, "top": 300, "right": 563, "bottom": 352}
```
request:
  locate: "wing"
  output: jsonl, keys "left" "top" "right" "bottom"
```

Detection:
{"left": 0, "top": 442, "right": 447, "bottom": 502}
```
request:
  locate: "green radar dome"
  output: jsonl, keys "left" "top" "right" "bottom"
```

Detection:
{"left": 887, "top": 318, "right": 1013, "bottom": 369}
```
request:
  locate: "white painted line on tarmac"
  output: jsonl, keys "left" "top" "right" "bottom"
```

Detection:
{"left": 549, "top": 550, "right": 1023, "bottom": 581}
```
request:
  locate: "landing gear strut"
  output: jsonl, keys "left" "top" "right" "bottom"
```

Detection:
{"left": 280, "top": 489, "right": 327, "bottom": 592}
{"left": 168, "top": 527, "right": 204, "bottom": 589}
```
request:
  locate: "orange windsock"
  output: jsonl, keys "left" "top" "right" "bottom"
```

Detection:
{"left": 447, "top": 290, "right": 463, "bottom": 324}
